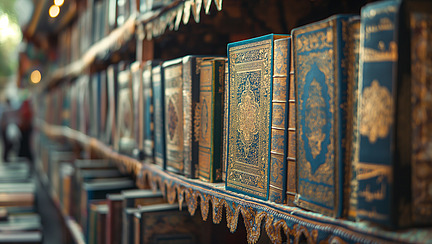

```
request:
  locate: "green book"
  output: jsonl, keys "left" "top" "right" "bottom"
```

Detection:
{"left": 226, "top": 34, "right": 288, "bottom": 200}
{"left": 198, "top": 58, "right": 226, "bottom": 183}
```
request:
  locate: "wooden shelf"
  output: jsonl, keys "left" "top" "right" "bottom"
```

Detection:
{"left": 36, "top": 120, "right": 432, "bottom": 244}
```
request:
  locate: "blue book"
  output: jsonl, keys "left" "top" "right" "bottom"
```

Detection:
{"left": 358, "top": 0, "right": 432, "bottom": 227}
{"left": 226, "top": 34, "right": 288, "bottom": 200}
{"left": 292, "top": 14, "right": 354, "bottom": 217}
{"left": 152, "top": 64, "right": 166, "bottom": 169}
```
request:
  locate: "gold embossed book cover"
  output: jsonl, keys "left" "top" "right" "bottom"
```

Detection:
{"left": 292, "top": 15, "right": 353, "bottom": 217}
{"left": 226, "top": 34, "right": 288, "bottom": 200}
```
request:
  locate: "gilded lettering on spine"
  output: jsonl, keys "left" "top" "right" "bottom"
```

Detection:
{"left": 227, "top": 38, "right": 273, "bottom": 199}
{"left": 411, "top": 13, "right": 432, "bottom": 224}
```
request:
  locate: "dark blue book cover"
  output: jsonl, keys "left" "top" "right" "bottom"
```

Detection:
{"left": 292, "top": 14, "right": 353, "bottom": 217}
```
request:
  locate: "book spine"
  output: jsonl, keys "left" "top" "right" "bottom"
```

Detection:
{"left": 183, "top": 57, "right": 200, "bottom": 179}
{"left": 293, "top": 16, "right": 351, "bottom": 217}
{"left": 164, "top": 61, "right": 184, "bottom": 173}
{"left": 269, "top": 37, "right": 290, "bottom": 203}
{"left": 143, "top": 63, "right": 154, "bottom": 158}
{"left": 286, "top": 37, "right": 296, "bottom": 206}
{"left": 357, "top": 1, "right": 400, "bottom": 226}
{"left": 222, "top": 60, "right": 228, "bottom": 182}
{"left": 131, "top": 62, "right": 143, "bottom": 154}
{"left": 346, "top": 17, "right": 360, "bottom": 220}
{"left": 152, "top": 65, "right": 166, "bottom": 169}
{"left": 198, "top": 59, "right": 225, "bottom": 182}
{"left": 410, "top": 10, "right": 432, "bottom": 225}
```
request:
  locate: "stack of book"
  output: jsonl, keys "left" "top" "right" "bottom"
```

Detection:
{"left": 0, "top": 160, "right": 43, "bottom": 244}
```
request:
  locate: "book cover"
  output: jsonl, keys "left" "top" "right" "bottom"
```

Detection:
{"left": 226, "top": 34, "right": 288, "bottom": 200}
{"left": 269, "top": 37, "right": 290, "bottom": 204}
{"left": 152, "top": 64, "right": 167, "bottom": 169}
{"left": 99, "top": 70, "right": 108, "bottom": 143}
{"left": 358, "top": 0, "right": 432, "bottom": 227}
{"left": 117, "top": 68, "right": 136, "bottom": 155}
{"left": 88, "top": 200, "right": 108, "bottom": 244}
{"left": 135, "top": 203, "right": 211, "bottom": 244}
{"left": 142, "top": 60, "right": 158, "bottom": 159}
{"left": 90, "top": 73, "right": 102, "bottom": 138}
{"left": 346, "top": 16, "right": 360, "bottom": 220}
{"left": 286, "top": 35, "right": 296, "bottom": 206}
{"left": 292, "top": 15, "right": 353, "bottom": 217}
{"left": 198, "top": 58, "right": 226, "bottom": 183}
{"left": 163, "top": 58, "right": 184, "bottom": 174}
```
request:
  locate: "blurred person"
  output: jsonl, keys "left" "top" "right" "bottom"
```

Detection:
{"left": 0, "top": 99, "right": 18, "bottom": 162}
{"left": 17, "top": 99, "right": 33, "bottom": 163}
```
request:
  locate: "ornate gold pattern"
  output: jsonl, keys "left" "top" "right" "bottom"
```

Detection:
{"left": 359, "top": 80, "right": 393, "bottom": 143}
{"left": 305, "top": 79, "right": 327, "bottom": 159}
{"left": 362, "top": 41, "right": 397, "bottom": 62}
{"left": 238, "top": 88, "right": 259, "bottom": 151}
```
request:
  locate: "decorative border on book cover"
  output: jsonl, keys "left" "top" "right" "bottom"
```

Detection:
{"left": 226, "top": 36, "right": 273, "bottom": 200}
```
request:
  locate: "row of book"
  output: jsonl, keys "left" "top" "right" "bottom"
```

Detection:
{"left": 0, "top": 160, "right": 43, "bottom": 244}
{"left": 56, "top": 0, "right": 175, "bottom": 67}
{"left": 33, "top": 136, "right": 256, "bottom": 244}
{"left": 36, "top": 0, "right": 432, "bottom": 229}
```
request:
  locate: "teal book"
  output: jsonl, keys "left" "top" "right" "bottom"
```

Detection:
{"left": 358, "top": 0, "right": 432, "bottom": 227}
{"left": 198, "top": 58, "right": 226, "bottom": 183}
{"left": 292, "top": 14, "right": 353, "bottom": 217}
{"left": 269, "top": 37, "right": 290, "bottom": 204}
{"left": 222, "top": 60, "right": 228, "bottom": 182}
{"left": 226, "top": 34, "right": 288, "bottom": 200}
{"left": 152, "top": 64, "right": 166, "bottom": 169}
{"left": 346, "top": 16, "right": 360, "bottom": 220}
{"left": 142, "top": 61, "right": 158, "bottom": 159}
{"left": 163, "top": 58, "right": 184, "bottom": 174}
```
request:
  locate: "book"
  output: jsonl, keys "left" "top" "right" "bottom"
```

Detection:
{"left": 152, "top": 64, "right": 167, "bottom": 169}
{"left": 106, "top": 194, "right": 124, "bottom": 244}
{"left": 133, "top": 203, "right": 211, "bottom": 244}
{"left": 183, "top": 56, "right": 219, "bottom": 179}
{"left": 268, "top": 37, "right": 290, "bottom": 204}
{"left": 117, "top": 68, "right": 136, "bottom": 155}
{"left": 121, "top": 189, "right": 165, "bottom": 244}
{"left": 88, "top": 200, "right": 108, "bottom": 244}
{"left": 198, "top": 58, "right": 226, "bottom": 182}
{"left": 286, "top": 35, "right": 296, "bottom": 206}
{"left": 142, "top": 61, "right": 157, "bottom": 159}
{"left": 357, "top": 0, "right": 432, "bottom": 227}
{"left": 163, "top": 58, "right": 184, "bottom": 174}
{"left": 81, "top": 178, "right": 135, "bottom": 241}
{"left": 105, "top": 64, "right": 119, "bottom": 146}
{"left": 131, "top": 61, "right": 144, "bottom": 159}
{"left": 346, "top": 16, "right": 360, "bottom": 220}
{"left": 222, "top": 58, "right": 228, "bottom": 182}
{"left": 292, "top": 15, "right": 353, "bottom": 217}
{"left": 410, "top": 3, "right": 432, "bottom": 226}
{"left": 226, "top": 34, "right": 288, "bottom": 200}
